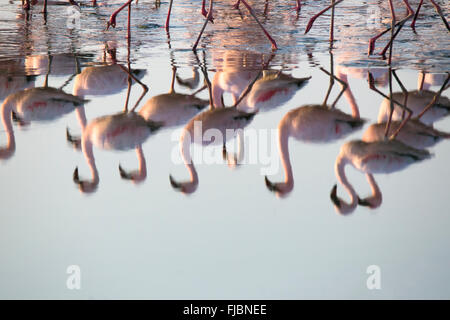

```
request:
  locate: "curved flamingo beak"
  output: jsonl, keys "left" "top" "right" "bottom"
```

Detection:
{"left": 73, "top": 167, "right": 98, "bottom": 193}
{"left": 169, "top": 174, "right": 197, "bottom": 194}
{"left": 118, "top": 164, "right": 146, "bottom": 183}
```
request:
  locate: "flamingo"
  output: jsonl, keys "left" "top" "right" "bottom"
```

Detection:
{"left": 1, "top": 86, "right": 87, "bottom": 160}
{"left": 210, "top": 51, "right": 263, "bottom": 108}
{"left": 264, "top": 63, "right": 363, "bottom": 197}
{"left": 169, "top": 106, "right": 257, "bottom": 194}
{"left": 363, "top": 118, "right": 450, "bottom": 149}
{"left": 138, "top": 67, "right": 209, "bottom": 127}
{"left": 304, "top": 1, "right": 449, "bottom": 63}
{"left": 377, "top": 88, "right": 450, "bottom": 125}
{"left": 71, "top": 108, "right": 162, "bottom": 193}
{"left": 330, "top": 139, "right": 431, "bottom": 214}
{"left": 243, "top": 70, "right": 311, "bottom": 112}
{"left": 0, "top": 59, "right": 36, "bottom": 101}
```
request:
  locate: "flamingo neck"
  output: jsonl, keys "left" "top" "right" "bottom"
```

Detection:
{"left": 82, "top": 139, "right": 99, "bottom": 184}
{"left": 75, "top": 103, "right": 87, "bottom": 131}
{"left": 365, "top": 173, "right": 382, "bottom": 208}
{"left": 181, "top": 131, "right": 198, "bottom": 186}
{"left": 0, "top": 100, "right": 15, "bottom": 159}
{"left": 136, "top": 145, "right": 147, "bottom": 179}
{"left": 212, "top": 72, "right": 225, "bottom": 108}
{"left": 278, "top": 120, "right": 293, "bottom": 191}
{"left": 337, "top": 71, "right": 360, "bottom": 118}
{"left": 335, "top": 155, "right": 358, "bottom": 213}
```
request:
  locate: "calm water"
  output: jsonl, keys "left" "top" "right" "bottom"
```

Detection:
{"left": 0, "top": 0, "right": 449, "bottom": 299}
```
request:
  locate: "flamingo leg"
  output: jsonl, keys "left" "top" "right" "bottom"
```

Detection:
{"left": 127, "top": 0, "right": 131, "bottom": 40}
{"left": 305, "top": 0, "right": 344, "bottom": 35}
{"left": 411, "top": 0, "right": 424, "bottom": 30}
{"left": 388, "top": 70, "right": 414, "bottom": 140}
{"left": 165, "top": 0, "right": 173, "bottom": 30}
{"left": 430, "top": 0, "right": 450, "bottom": 31}
{"left": 368, "top": 0, "right": 414, "bottom": 56}
{"left": 416, "top": 73, "right": 450, "bottom": 120}
{"left": 239, "top": 0, "right": 278, "bottom": 50}
{"left": 23, "top": 0, "right": 30, "bottom": 10}
{"left": 201, "top": 0, "right": 215, "bottom": 22}
{"left": 330, "top": 0, "right": 335, "bottom": 44}
{"left": 201, "top": 0, "right": 207, "bottom": 16}
{"left": 378, "top": 1, "right": 414, "bottom": 57}
{"left": 193, "top": 0, "right": 214, "bottom": 51}
{"left": 294, "top": 0, "right": 301, "bottom": 12}
{"left": 106, "top": 0, "right": 134, "bottom": 30}
{"left": 232, "top": 0, "right": 241, "bottom": 10}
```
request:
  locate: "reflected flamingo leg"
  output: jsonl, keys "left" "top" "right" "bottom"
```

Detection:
{"left": 240, "top": 0, "right": 278, "bottom": 50}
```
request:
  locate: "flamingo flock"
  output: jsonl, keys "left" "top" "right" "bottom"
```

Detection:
{"left": 19, "top": 1, "right": 449, "bottom": 62}
{"left": 1, "top": 0, "right": 448, "bottom": 215}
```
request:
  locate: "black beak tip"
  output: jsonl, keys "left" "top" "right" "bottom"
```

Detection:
{"left": 264, "top": 176, "right": 276, "bottom": 192}
{"left": 358, "top": 196, "right": 371, "bottom": 207}
{"left": 169, "top": 175, "right": 181, "bottom": 189}
{"left": 73, "top": 167, "right": 80, "bottom": 183}
{"left": 330, "top": 184, "right": 341, "bottom": 207}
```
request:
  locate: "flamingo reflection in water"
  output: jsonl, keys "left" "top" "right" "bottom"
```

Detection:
{"left": 330, "top": 72, "right": 449, "bottom": 214}
{"left": 138, "top": 66, "right": 209, "bottom": 128}
{"left": 0, "top": 56, "right": 86, "bottom": 160}
{"left": 69, "top": 70, "right": 158, "bottom": 193}
{"left": 168, "top": 53, "right": 265, "bottom": 194}
{"left": 264, "top": 54, "right": 364, "bottom": 197}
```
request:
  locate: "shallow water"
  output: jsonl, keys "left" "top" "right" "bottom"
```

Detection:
{"left": 0, "top": 0, "right": 449, "bottom": 299}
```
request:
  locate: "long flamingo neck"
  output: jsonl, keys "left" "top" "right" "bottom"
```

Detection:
{"left": 337, "top": 71, "right": 360, "bottom": 118}
{"left": 136, "top": 145, "right": 147, "bottom": 177}
{"left": 0, "top": 100, "right": 15, "bottom": 158}
{"left": 212, "top": 72, "right": 225, "bottom": 108}
{"left": 365, "top": 173, "right": 382, "bottom": 208}
{"left": 75, "top": 103, "right": 87, "bottom": 131}
{"left": 335, "top": 156, "right": 357, "bottom": 208}
{"left": 82, "top": 138, "right": 99, "bottom": 183}
{"left": 278, "top": 120, "right": 293, "bottom": 189}
{"left": 181, "top": 131, "right": 198, "bottom": 185}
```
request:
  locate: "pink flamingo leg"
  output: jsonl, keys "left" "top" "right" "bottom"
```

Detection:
{"left": 378, "top": 0, "right": 414, "bottom": 57}
{"left": 193, "top": 0, "right": 214, "bottom": 51}
{"left": 202, "top": 0, "right": 207, "bottom": 16}
{"left": 201, "top": 0, "right": 214, "bottom": 22}
{"left": 165, "top": 0, "right": 173, "bottom": 30}
{"left": 106, "top": 0, "right": 134, "bottom": 30}
{"left": 305, "top": 0, "right": 344, "bottom": 35}
{"left": 411, "top": 0, "right": 424, "bottom": 30}
{"left": 240, "top": 0, "right": 278, "bottom": 50}
{"left": 294, "top": 0, "right": 301, "bottom": 12}
{"left": 232, "top": 0, "right": 240, "bottom": 10}
{"left": 368, "top": 0, "right": 414, "bottom": 56}
{"left": 430, "top": 0, "right": 450, "bottom": 31}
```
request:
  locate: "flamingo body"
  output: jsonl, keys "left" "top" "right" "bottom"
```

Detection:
{"left": 139, "top": 93, "right": 208, "bottom": 127}
{"left": 340, "top": 139, "right": 431, "bottom": 175}
{"left": 378, "top": 90, "right": 450, "bottom": 125}
{"left": 245, "top": 73, "right": 310, "bottom": 111}
{"left": 284, "top": 105, "right": 365, "bottom": 142}
{"left": 84, "top": 112, "right": 158, "bottom": 151}
{"left": 6, "top": 87, "right": 86, "bottom": 122}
